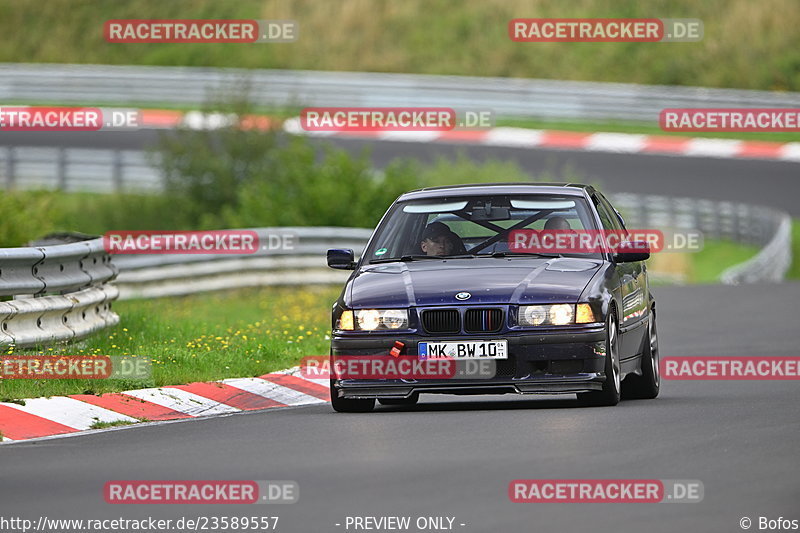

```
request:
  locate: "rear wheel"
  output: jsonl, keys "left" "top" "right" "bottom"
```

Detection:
{"left": 330, "top": 380, "right": 375, "bottom": 413}
{"left": 578, "top": 311, "right": 620, "bottom": 407}
{"left": 622, "top": 309, "right": 660, "bottom": 400}
{"left": 378, "top": 393, "right": 419, "bottom": 406}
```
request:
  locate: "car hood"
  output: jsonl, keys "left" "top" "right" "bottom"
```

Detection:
{"left": 347, "top": 257, "right": 603, "bottom": 307}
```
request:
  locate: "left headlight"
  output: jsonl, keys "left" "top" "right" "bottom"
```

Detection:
{"left": 336, "top": 309, "right": 410, "bottom": 331}
{"left": 518, "top": 304, "right": 596, "bottom": 326}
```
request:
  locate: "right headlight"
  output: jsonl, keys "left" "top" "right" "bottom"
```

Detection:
{"left": 336, "top": 309, "right": 410, "bottom": 331}
{"left": 518, "top": 304, "right": 596, "bottom": 326}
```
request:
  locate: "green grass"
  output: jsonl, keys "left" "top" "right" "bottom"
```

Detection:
{"left": 686, "top": 240, "right": 761, "bottom": 283}
{"left": 89, "top": 419, "right": 137, "bottom": 430}
{"left": 0, "top": 285, "right": 340, "bottom": 400}
{"left": 0, "top": 0, "right": 798, "bottom": 91}
{"left": 789, "top": 219, "right": 800, "bottom": 280}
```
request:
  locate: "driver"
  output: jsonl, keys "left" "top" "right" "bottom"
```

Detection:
{"left": 543, "top": 216, "right": 571, "bottom": 230}
{"left": 420, "top": 222, "right": 465, "bottom": 256}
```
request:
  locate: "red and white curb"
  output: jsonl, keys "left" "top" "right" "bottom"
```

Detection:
{"left": 130, "top": 109, "right": 800, "bottom": 163}
{"left": 0, "top": 369, "right": 328, "bottom": 443}
{"left": 282, "top": 119, "right": 800, "bottom": 163}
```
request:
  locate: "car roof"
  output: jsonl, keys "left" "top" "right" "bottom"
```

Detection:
{"left": 397, "top": 182, "right": 595, "bottom": 202}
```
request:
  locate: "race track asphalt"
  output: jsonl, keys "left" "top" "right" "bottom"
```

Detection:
{"left": 2, "top": 282, "right": 798, "bottom": 533}
{"left": 1, "top": 128, "right": 797, "bottom": 533}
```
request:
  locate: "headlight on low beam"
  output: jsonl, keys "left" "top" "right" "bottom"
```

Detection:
{"left": 336, "top": 309, "right": 410, "bottom": 331}
{"left": 518, "top": 304, "right": 596, "bottom": 326}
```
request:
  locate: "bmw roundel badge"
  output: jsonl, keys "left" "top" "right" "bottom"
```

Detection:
{"left": 455, "top": 291, "right": 471, "bottom": 301}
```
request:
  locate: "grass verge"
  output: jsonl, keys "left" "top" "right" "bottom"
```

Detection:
{"left": 790, "top": 220, "right": 800, "bottom": 280}
{"left": 687, "top": 240, "right": 762, "bottom": 283}
{"left": 89, "top": 419, "right": 138, "bottom": 430}
{"left": 1, "top": 285, "right": 340, "bottom": 400}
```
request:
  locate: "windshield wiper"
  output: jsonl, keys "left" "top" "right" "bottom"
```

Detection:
{"left": 369, "top": 254, "right": 474, "bottom": 264}
{"left": 477, "top": 251, "right": 563, "bottom": 259}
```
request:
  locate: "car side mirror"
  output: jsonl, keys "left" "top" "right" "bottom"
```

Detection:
{"left": 613, "top": 241, "right": 650, "bottom": 263}
{"left": 327, "top": 248, "right": 356, "bottom": 270}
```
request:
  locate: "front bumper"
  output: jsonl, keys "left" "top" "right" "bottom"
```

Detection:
{"left": 331, "top": 326, "right": 607, "bottom": 399}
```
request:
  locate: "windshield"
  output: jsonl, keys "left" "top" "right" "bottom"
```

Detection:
{"left": 365, "top": 193, "right": 603, "bottom": 263}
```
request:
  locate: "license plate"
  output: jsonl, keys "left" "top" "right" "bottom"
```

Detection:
{"left": 419, "top": 340, "right": 508, "bottom": 359}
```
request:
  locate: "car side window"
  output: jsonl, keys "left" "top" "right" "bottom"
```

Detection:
{"left": 597, "top": 193, "right": 626, "bottom": 231}
{"left": 591, "top": 195, "right": 618, "bottom": 231}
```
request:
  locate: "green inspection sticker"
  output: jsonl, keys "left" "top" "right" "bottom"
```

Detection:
{"left": 375, "top": 248, "right": 388, "bottom": 256}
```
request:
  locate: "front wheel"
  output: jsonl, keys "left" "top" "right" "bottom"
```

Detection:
{"left": 622, "top": 310, "right": 660, "bottom": 400}
{"left": 330, "top": 380, "right": 375, "bottom": 413}
{"left": 578, "top": 311, "right": 620, "bottom": 407}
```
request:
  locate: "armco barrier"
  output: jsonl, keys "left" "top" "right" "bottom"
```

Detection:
{"left": 2, "top": 64, "right": 799, "bottom": 122}
{"left": 0, "top": 237, "right": 119, "bottom": 348}
{"left": 721, "top": 214, "right": 792, "bottom": 284}
{"left": 0, "top": 248, "right": 46, "bottom": 296}
{"left": 612, "top": 194, "right": 792, "bottom": 284}
{"left": 111, "top": 227, "right": 372, "bottom": 299}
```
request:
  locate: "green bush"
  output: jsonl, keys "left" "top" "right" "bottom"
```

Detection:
{"left": 1, "top": 124, "right": 538, "bottom": 245}
{"left": 0, "top": 191, "right": 59, "bottom": 247}
{"left": 154, "top": 103, "right": 536, "bottom": 229}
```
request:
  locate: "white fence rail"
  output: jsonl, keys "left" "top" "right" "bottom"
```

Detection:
{"left": 1, "top": 146, "right": 161, "bottom": 192}
{"left": 2, "top": 64, "right": 800, "bottom": 122}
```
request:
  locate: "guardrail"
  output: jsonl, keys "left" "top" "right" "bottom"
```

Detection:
{"left": 112, "top": 227, "right": 372, "bottom": 300}
{"left": 2, "top": 63, "right": 800, "bottom": 122}
{"left": 1, "top": 146, "right": 161, "bottom": 192}
{"left": 721, "top": 214, "right": 792, "bottom": 284}
{"left": 612, "top": 194, "right": 792, "bottom": 284}
{"left": 0, "top": 238, "right": 119, "bottom": 348}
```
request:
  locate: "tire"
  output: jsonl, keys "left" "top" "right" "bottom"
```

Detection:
{"left": 378, "top": 393, "right": 419, "bottom": 406}
{"left": 622, "top": 309, "right": 660, "bottom": 400}
{"left": 330, "top": 380, "right": 375, "bottom": 413}
{"left": 578, "top": 311, "right": 621, "bottom": 407}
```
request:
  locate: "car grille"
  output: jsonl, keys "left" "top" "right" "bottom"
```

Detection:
{"left": 421, "top": 309, "right": 460, "bottom": 334}
{"left": 464, "top": 308, "right": 504, "bottom": 333}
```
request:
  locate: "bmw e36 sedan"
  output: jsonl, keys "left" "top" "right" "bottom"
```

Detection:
{"left": 326, "top": 183, "right": 660, "bottom": 412}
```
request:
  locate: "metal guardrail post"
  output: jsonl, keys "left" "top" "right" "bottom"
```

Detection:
{"left": 5, "top": 146, "right": 15, "bottom": 189}
{"left": 112, "top": 149, "right": 123, "bottom": 191}
{"left": 57, "top": 147, "right": 67, "bottom": 190}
